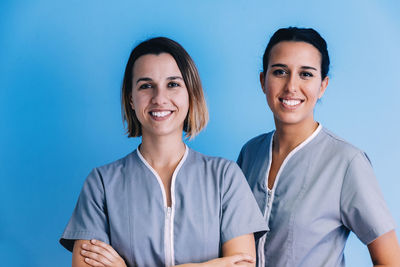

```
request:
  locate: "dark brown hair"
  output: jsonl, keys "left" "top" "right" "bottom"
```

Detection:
{"left": 262, "top": 27, "right": 330, "bottom": 79}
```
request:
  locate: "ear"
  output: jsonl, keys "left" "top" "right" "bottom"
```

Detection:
{"left": 129, "top": 95, "right": 135, "bottom": 110}
{"left": 318, "top": 76, "right": 329, "bottom": 99}
{"left": 260, "top": 72, "right": 267, "bottom": 94}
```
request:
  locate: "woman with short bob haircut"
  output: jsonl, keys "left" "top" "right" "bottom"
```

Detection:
{"left": 238, "top": 27, "right": 400, "bottom": 266}
{"left": 60, "top": 37, "right": 267, "bottom": 267}
{"left": 121, "top": 37, "right": 208, "bottom": 139}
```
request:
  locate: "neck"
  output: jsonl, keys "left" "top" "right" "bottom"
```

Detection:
{"left": 273, "top": 118, "right": 319, "bottom": 155}
{"left": 139, "top": 132, "right": 186, "bottom": 169}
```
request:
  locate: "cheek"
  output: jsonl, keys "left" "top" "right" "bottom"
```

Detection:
{"left": 131, "top": 98, "right": 148, "bottom": 121}
{"left": 265, "top": 78, "right": 280, "bottom": 94}
{"left": 132, "top": 92, "right": 149, "bottom": 108}
{"left": 308, "top": 85, "right": 323, "bottom": 102}
{"left": 178, "top": 91, "right": 190, "bottom": 110}
{"left": 265, "top": 83, "right": 276, "bottom": 103}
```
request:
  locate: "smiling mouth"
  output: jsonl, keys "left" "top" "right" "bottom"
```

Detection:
{"left": 279, "top": 98, "right": 304, "bottom": 107}
{"left": 150, "top": 111, "right": 172, "bottom": 118}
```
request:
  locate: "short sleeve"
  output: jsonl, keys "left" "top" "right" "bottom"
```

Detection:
{"left": 59, "top": 168, "right": 110, "bottom": 251}
{"left": 340, "top": 152, "right": 396, "bottom": 245}
{"left": 220, "top": 162, "right": 268, "bottom": 244}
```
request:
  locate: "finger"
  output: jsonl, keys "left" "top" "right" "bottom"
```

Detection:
{"left": 229, "top": 253, "right": 256, "bottom": 264}
{"left": 81, "top": 249, "right": 113, "bottom": 266}
{"left": 82, "top": 242, "right": 114, "bottom": 262}
{"left": 91, "top": 239, "right": 120, "bottom": 258}
{"left": 84, "top": 257, "right": 106, "bottom": 267}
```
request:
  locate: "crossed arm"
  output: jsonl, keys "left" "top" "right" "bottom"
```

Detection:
{"left": 72, "top": 233, "right": 256, "bottom": 267}
{"left": 72, "top": 230, "right": 400, "bottom": 266}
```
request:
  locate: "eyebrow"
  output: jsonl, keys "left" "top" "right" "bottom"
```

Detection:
{"left": 135, "top": 76, "right": 183, "bottom": 84}
{"left": 167, "top": 76, "right": 183, "bottom": 81}
{"left": 136, "top": 77, "right": 152, "bottom": 84}
{"left": 270, "top": 63, "right": 317, "bottom": 71}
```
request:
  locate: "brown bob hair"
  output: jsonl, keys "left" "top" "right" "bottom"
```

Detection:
{"left": 121, "top": 37, "right": 208, "bottom": 139}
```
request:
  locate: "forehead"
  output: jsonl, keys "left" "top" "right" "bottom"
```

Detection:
{"left": 132, "top": 53, "right": 182, "bottom": 78}
{"left": 269, "top": 41, "right": 321, "bottom": 68}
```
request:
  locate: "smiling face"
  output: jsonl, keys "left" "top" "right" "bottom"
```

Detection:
{"left": 130, "top": 53, "right": 189, "bottom": 139}
{"left": 261, "top": 41, "right": 329, "bottom": 128}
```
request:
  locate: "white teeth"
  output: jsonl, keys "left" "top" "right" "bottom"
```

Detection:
{"left": 151, "top": 111, "right": 171, "bottom": 118}
{"left": 282, "top": 99, "right": 301, "bottom": 106}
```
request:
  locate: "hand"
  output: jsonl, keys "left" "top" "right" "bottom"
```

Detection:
{"left": 201, "top": 253, "right": 255, "bottom": 267}
{"left": 80, "top": 239, "right": 127, "bottom": 267}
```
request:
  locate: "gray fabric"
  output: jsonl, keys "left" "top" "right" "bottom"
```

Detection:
{"left": 237, "top": 126, "right": 396, "bottom": 267}
{"left": 60, "top": 147, "right": 267, "bottom": 267}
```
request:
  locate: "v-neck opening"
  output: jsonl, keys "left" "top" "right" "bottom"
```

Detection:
{"left": 267, "top": 124, "right": 322, "bottom": 191}
{"left": 136, "top": 144, "right": 189, "bottom": 208}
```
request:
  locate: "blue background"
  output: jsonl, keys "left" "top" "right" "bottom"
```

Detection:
{"left": 1, "top": 1, "right": 399, "bottom": 266}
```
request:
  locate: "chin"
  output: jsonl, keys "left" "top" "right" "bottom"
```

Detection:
{"left": 275, "top": 115, "right": 308, "bottom": 126}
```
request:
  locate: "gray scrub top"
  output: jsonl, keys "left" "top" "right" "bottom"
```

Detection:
{"left": 60, "top": 145, "right": 267, "bottom": 267}
{"left": 237, "top": 125, "right": 396, "bottom": 267}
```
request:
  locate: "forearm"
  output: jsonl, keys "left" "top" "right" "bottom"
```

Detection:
{"left": 222, "top": 234, "right": 256, "bottom": 267}
{"left": 174, "top": 253, "right": 255, "bottom": 267}
{"left": 175, "top": 234, "right": 257, "bottom": 267}
{"left": 74, "top": 235, "right": 256, "bottom": 267}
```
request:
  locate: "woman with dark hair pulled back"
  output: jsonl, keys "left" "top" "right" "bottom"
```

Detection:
{"left": 237, "top": 27, "right": 400, "bottom": 266}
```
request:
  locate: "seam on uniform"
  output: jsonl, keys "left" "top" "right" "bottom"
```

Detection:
{"left": 321, "top": 127, "right": 361, "bottom": 152}
{"left": 220, "top": 160, "right": 231, "bottom": 243}
{"left": 338, "top": 151, "right": 360, "bottom": 227}
{"left": 287, "top": 148, "right": 314, "bottom": 266}
{"left": 169, "top": 145, "right": 189, "bottom": 265}
{"left": 263, "top": 124, "right": 322, "bottom": 266}
{"left": 126, "top": 164, "right": 133, "bottom": 266}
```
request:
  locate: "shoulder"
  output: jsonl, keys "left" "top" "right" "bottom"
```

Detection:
{"left": 237, "top": 131, "right": 273, "bottom": 168}
{"left": 186, "top": 148, "right": 243, "bottom": 176}
{"left": 242, "top": 132, "right": 272, "bottom": 150}
{"left": 318, "top": 127, "right": 369, "bottom": 163}
{"left": 240, "top": 131, "right": 273, "bottom": 155}
{"left": 87, "top": 150, "right": 138, "bottom": 184}
{"left": 188, "top": 148, "right": 239, "bottom": 168}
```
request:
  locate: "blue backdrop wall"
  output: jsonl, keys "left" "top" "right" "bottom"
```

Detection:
{"left": 1, "top": 1, "right": 399, "bottom": 266}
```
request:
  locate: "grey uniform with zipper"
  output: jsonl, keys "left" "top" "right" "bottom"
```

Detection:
{"left": 237, "top": 125, "right": 396, "bottom": 267}
{"left": 60, "top": 146, "right": 267, "bottom": 267}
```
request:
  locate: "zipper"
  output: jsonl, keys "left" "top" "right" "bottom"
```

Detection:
{"left": 164, "top": 207, "right": 173, "bottom": 267}
{"left": 257, "top": 189, "right": 272, "bottom": 267}
{"left": 136, "top": 145, "right": 189, "bottom": 267}
{"left": 257, "top": 125, "right": 322, "bottom": 266}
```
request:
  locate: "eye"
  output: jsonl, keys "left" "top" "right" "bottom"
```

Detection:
{"left": 272, "top": 69, "right": 287, "bottom": 76}
{"left": 139, "top": 83, "right": 152, "bottom": 89}
{"left": 167, "top": 81, "right": 180, "bottom": 88}
{"left": 300, "top": 71, "right": 313, "bottom": 78}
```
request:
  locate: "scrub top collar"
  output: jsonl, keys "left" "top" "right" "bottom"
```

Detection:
{"left": 267, "top": 123, "right": 323, "bottom": 192}
{"left": 136, "top": 144, "right": 189, "bottom": 208}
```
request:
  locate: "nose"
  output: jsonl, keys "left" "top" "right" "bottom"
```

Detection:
{"left": 151, "top": 87, "right": 168, "bottom": 105}
{"left": 285, "top": 73, "right": 298, "bottom": 93}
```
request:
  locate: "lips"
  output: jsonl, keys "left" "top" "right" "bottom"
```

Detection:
{"left": 150, "top": 111, "right": 171, "bottom": 118}
{"left": 148, "top": 109, "right": 174, "bottom": 121}
{"left": 279, "top": 98, "right": 304, "bottom": 109}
